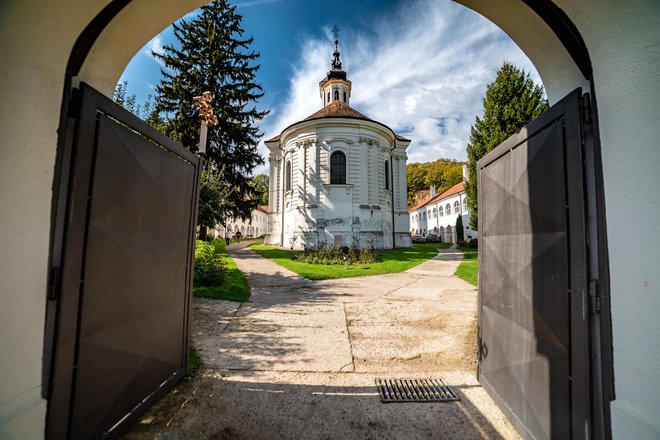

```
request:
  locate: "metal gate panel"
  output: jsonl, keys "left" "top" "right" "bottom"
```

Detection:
{"left": 46, "top": 83, "right": 200, "bottom": 439}
{"left": 477, "top": 89, "right": 590, "bottom": 439}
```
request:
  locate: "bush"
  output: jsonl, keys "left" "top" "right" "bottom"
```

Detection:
{"left": 194, "top": 240, "right": 228, "bottom": 286}
{"left": 292, "top": 244, "right": 376, "bottom": 265}
{"left": 460, "top": 238, "right": 478, "bottom": 249}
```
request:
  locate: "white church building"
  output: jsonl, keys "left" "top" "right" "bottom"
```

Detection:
{"left": 264, "top": 39, "right": 411, "bottom": 249}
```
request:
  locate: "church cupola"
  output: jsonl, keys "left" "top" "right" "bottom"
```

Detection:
{"left": 319, "top": 33, "right": 352, "bottom": 108}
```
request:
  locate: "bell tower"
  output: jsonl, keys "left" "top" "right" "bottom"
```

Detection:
{"left": 319, "top": 29, "right": 351, "bottom": 107}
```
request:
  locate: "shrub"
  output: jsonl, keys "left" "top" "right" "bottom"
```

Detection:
{"left": 291, "top": 245, "right": 376, "bottom": 265}
{"left": 194, "top": 240, "right": 228, "bottom": 286}
{"left": 466, "top": 238, "right": 478, "bottom": 249}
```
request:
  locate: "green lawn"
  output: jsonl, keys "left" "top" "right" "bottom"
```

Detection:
{"left": 249, "top": 242, "right": 451, "bottom": 280}
{"left": 193, "top": 239, "right": 250, "bottom": 302}
{"left": 455, "top": 246, "right": 478, "bottom": 286}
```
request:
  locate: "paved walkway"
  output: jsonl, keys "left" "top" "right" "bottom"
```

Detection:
{"left": 123, "top": 241, "right": 519, "bottom": 440}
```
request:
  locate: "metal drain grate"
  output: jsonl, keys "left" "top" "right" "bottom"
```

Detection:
{"left": 375, "top": 378, "right": 460, "bottom": 403}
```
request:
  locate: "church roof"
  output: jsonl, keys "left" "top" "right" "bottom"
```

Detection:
{"left": 265, "top": 101, "right": 410, "bottom": 144}
{"left": 257, "top": 205, "right": 269, "bottom": 214}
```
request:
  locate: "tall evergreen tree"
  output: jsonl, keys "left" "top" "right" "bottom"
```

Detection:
{"left": 153, "top": 0, "right": 268, "bottom": 224}
{"left": 465, "top": 61, "right": 548, "bottom": 229}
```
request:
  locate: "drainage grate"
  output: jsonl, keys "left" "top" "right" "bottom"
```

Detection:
{"left": 375, "top": 378, "right": 460, "bottom": 403}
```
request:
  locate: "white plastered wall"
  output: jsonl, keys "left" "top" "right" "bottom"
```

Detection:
{"left": 1, "top": 0, "right": 659, "bottom": 438}
{"left": 0, "top": 1, "right": 209, "bottom": 437}
{"left": 459, "top": 0, "right": 660, "bottom": 437}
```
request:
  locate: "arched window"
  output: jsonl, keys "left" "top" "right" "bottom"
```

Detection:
{"left": 433, "top": 208, "right": 437, "bottom": 218}
{"left": 423, "top": 212, "right": 426, "bottom": 220}
{"left": 446, "top": 203, "right": 451, "bottom": 214}
{"left": 454, "top": 200, "right": 460, "bottom": 213}
{"left": 343, "top": 91, "right": 347, "bottom": 102}
{"left": 463, "top": 198, "right": 468, "bottom": 212}
{"left": 439, "top": 205, "right": 443, "bottom": 216}
{"left": 330, "top": 151, "right": 346, "bottom": 184}
{"left": 285, "top": 160, "right": 292, "bottom": 191}
{"left": 334, "top": 90, "right": 339, "bottom": 101}
{"left": 327, "top": 92, "right": 330, "bottom": 103}
{"left": 384, "top": 160, "right": 390, "bottom": 189}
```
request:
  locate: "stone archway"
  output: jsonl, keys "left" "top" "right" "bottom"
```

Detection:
{"left": 2, "top": 1, "right": 659, "bottom": 438}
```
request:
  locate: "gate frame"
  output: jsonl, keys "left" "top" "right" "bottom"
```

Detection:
{"left": 43, "top": 82, "right": 201, "bottom": 439}
{"left": 476, "top": 88, "right": 612, "bottom": 438}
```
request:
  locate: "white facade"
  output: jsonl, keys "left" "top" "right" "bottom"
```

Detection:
{"left": 211, "top": 206, "right": 269, "bottom": 238}
{"left": 409, "top": 182, "right": 476, "bottom": 243}
{"left": 264, "top": 41, "right": 411, "bottom": 250}
{"left": 1, "top": 2, "right": 659, "bottom": 438}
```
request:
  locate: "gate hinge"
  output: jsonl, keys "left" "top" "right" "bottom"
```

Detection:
{"left": 589, "top": 279, "right": 600, "bottom": 314}
{"left": 581, "top": 93, "right": 592, "bottom": 125}
{"left": 47, "top": 267, "right": 61, "bottom": 301}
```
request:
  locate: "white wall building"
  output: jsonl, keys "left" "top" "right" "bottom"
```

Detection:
{"left": 264, "top": 39, "right": 411, "bottom": 250}
{"left": 211, "top": 206, "right": 269, "bottom": 238}
{"left": 408, "top": 180, "right": 476, "bottom": 243}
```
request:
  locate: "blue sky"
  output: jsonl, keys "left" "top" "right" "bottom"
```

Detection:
{"left": 120, "top": 0, "right": 542, "bottom": 175}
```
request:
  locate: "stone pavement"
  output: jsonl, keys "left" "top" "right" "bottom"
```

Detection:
{"left": 122, "top": 241, "right": 519, "bottom": 439}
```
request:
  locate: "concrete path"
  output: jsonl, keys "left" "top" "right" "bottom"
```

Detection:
{"left": 123, "top": 242, "right": 519, "bottom": 440}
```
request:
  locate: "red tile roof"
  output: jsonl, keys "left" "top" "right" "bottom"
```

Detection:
{"left": 264, "top": 101, "right": 410, "bottom": 144}
{"left": 257, "top": 205, "right": 269, "bottom": 214}
{"left": 408, "top": 181, "right": 465, "bottom": 212}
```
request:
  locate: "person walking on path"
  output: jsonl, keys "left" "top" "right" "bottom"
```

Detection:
{"left": 225, "top": 229, "right": 231, "bottom": 246}
{"left": 236, "top": 230, "right": 242, "bottom": 243}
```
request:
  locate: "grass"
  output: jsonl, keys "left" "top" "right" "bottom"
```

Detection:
{"left": 455, "top": 246, "right": 478, "bottom": 286}
{"left": 193, "top": 239, "right": 250, "bottom": 302}
{"left": 248, "top": 242, "right": 451, "bottom": 280}
{"left": 187, "top": 345, "right": 203, "bottom": 377}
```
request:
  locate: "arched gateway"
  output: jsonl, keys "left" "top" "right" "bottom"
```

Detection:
{"left": 1, "top": 1, "right": 658, "bottom": 439}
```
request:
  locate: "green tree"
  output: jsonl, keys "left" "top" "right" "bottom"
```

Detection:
{"left": 249, "top": 174, "right": 269, "bottom": 206}
{"left": 456, "top": 214, "right": 464, "bottom": 242}
{"left": 153, "top": 0, "right": 268, "bottom": 224}
{"left": 113, "top": 80, "right": 139, "bottom": 115}
{"left": 465, "top": 61, "right": 548, "bottom": 229}
{"left": 197, "top": 167, "right": 229, "bottom": 240}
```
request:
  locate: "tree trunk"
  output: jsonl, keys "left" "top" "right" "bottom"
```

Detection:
{"left": 199, "top": 226, "right": 208, "bottom": 241}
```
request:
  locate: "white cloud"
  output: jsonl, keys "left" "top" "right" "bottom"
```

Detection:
{"left": 258, "top": 0, "right": 543, "bottom": 167}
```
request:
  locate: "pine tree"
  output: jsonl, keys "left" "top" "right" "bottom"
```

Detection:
{"left": 153, "top": 0, "right": 268, "bottom": 224}
{"left": 465, "top": 62, "right": 548, "bottom": 229}
{"left": 456, "top": 214, "right": 464, "bottom": 242}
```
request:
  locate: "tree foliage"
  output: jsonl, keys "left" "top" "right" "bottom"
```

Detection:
{"left": 456, "top": 214, "right": 464, "bottom": 242}
{"left": 465, "top": 61, "right": 548, "bottom": 229}
{"left": 113, "top": 80, "right": 166, "bottom": 130}
{"left": 153, "top": 0, "right": 268, "bottom": 223}
{"left": 406, "top": 159, "right": 464, "bottom": 205}
{"left": 249, "top": 174, "right": 269, "bottom": 206}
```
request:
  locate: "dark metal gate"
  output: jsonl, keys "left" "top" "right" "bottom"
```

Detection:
{"left": 477, "top": 89, "right": 597, "bottom": 439}
{"left": 45, "top": 83, "right": 201, "bottom": 439}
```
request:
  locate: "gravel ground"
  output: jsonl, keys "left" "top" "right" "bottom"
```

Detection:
{"left": 121, "top": 243, "right": 519, "bottom": 440}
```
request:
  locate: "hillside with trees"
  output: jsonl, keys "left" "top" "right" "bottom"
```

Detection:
{"left": 407, "top": 158, "right": 465, "bottom": 206}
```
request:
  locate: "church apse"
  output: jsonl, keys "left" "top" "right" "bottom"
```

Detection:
{"left": 263, "top": 35, "right": 411, "bottom": 250}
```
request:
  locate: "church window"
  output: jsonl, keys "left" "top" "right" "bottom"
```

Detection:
{"left": 334, "top": 90, "right": 339, "bottom": 101}
{"left": 454, "top": 200, "right": 460, "bottom": 213}
{"left": 327, "top": 92, "right": 330, "bottom": 103}
{"left": 445, "top": 203, "right": 451, "bottom": 214}
{"left": 330, "top": 151, "right": 346, "bottom": 184}
{"left": 285, "top": 160, "right": 292, "bottom": 191}
{"left": 343, "top": 91, "right": 347, "bottom": 102}
{"left": 463, "top": 198, "right": 468, "bottom": 212}
{"left": 433, "top": 208, "right": 437, "bottom": 218}
{"left": 384, "top": 160, "right": 390, "bottom": 189}
{"left": 439, "top": 205, "right": 443, "bottom": 216}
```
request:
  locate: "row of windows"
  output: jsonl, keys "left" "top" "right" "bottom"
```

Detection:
{"left": 326, "top": 90, "right": 348, "bottom": 104}
{"left": 284, "top": 151, "right": 391, "bottom": 190}
{"left": 411, "top": 198, "right": 468, "bottom": 222}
